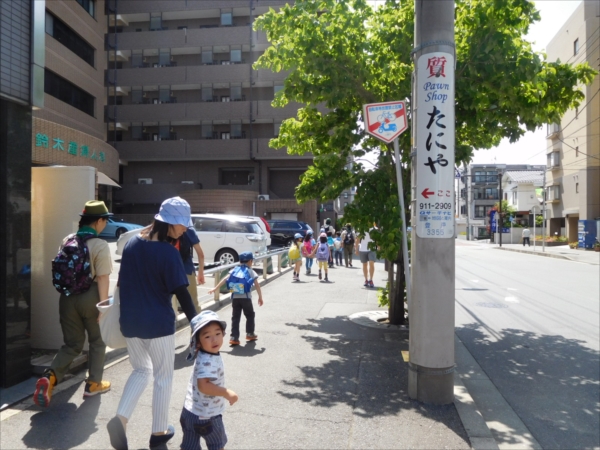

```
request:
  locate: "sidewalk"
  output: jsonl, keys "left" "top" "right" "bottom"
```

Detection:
{"left": 497, "top": 243, "right": 598, "bottom": 265}
{"left": 0, "top": 257, "right": 476, "bottom": 449}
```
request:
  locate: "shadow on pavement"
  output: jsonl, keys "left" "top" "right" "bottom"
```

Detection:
{"left": 278, "top": 316, "right": 469, "bottom": 443}
{"left": 456, "top": 323, "right": 600, "bottom": 449}
{"left": 22, "top": 382, "right": 102, "bottom": 449}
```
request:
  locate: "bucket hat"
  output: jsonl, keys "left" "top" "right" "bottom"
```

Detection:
{"left": 154, "top": 197, "right": 192, "bottom": 227}
{"left": 80, "top": 200, "right": 113, "bottom": 218}
{"left": 187, "top": 311, "right": 227, "bottom": 361}
{"left": 239, "top": 251, "right": 254, "bottom": 263}
{"left": 294, "top": 233, "right": 303, "bottom": 239}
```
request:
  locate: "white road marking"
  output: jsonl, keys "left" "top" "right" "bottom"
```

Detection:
{"left": 504, "top": 296, "right": 519, "bottom": 303}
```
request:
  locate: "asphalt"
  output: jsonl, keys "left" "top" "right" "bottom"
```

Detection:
{"left": 1, "top": 253, "right": 490, "bottom": 450}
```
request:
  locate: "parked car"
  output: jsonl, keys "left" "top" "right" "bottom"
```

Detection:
{"left": 115, "top": 214, "right": 269, "bottom": 263}
{"left": 219, "top": 214, "right": 271, "bottom": 246}
{"left": 99, "top": 217, "right": 144, "bottom": 239}
{"left": 267, "top": 220, "right": 313, "bottom": 247}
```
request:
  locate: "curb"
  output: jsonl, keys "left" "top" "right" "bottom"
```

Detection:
{"left": 495, "top": 247, "right": 570, "bottom": 261}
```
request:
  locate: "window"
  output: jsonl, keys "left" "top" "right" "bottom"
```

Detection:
{"left": 484, "top": 188, "right": 498, "bottom": 199}
{"left": 230, "top": 49, "right": 241, "bottom": 63}
{"left": 274, "top": 85, "right": 284, "bottom": 96}
{"left": 547, "top": 185, "right": 561, "bottom": 201}
{"left": 221, "top": 132, "right": 231, "bottom": 140}
{"left": 132, "top": 88, "right": 143, "bottom": 104}
{"left": 44, "top": 69, "right": 95, "bottom": 116}
{"left": 474, "top": 206, "right": 492, "bottom": 218}
{"left": 274, "top": 122, "right": 281, "bottom": 137}
{"left": 46, "top": 11, "right": 94, "bottom": 66}
{"left": 131, "top": 125, "right": 142, "bottom": 140}
{"left": 575, "top": 106, "right": 579, "bottom": 119}
{"left": 131, "top": 51, "right": 144, "bottom": 68}
{"left": 202, "top": 124, "right": 214, "bottom": 139}
{"left": 159, "top": 124, "right": 170, "bottom": 140}
{"left": 220, "top": 169, "right": 253, "bottom": 185}
{"left": 547, "top": 151, "right": 560, "bottom": 167}
{"left": 231, "top": 122, "right": 242, "bottom": 139}
{"left": 76, "top": 0, "right": 94, "bottom": 17}
{"left": 344, "top": 202, "right": 348, "bottom": 207}
{"left": 193, "top": 218, "right": 223, "bottom": 232}
{"left": 201, "top": 50, "right": 213, "bottom": 65}
{"left": 159, "top": 48, "right": 170, "bottom": 67}
{"left": 576, "top": 183, "right": 579, "bottom": 193}
{"left": 220, "top": 12, "right": 232, "bottom": 26}
{"left": 574, "top": 38, "right": 579, "bottom": 55}
{"left": 230, "top": 85, "right": 242, "bottom": 101}
{"left": 460, "top": 205, "right": 466, "bottom": 215}
{"left": 576, "top": 146, "right": 579, "bottom": 157}
{"left": 150, "top": 13, "right": 162, "bottom": 31}
{"left": 202, "top": 87, "right": 214, "bottom": 102}
{"left": 344, "top": 192, "right": 348, "bottom": 199}
{"left": 159, "top": 86, "right": 170, "bottom": 103}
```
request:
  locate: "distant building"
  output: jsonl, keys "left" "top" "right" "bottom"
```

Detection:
{"left": 501, "top": 171, "right": 544, "bottom": 225}
{"left": 545, "top": 1, "right": 600, "bottom": 243}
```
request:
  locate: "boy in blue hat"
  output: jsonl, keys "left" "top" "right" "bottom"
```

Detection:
{"left": 208, "top": 252, "right": 264, "bottom": 345}
{"left": 180, "top": 310, "right": 238, "bottom": 450}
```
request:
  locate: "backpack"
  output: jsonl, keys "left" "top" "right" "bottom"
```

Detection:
{"left": 288, "top": 244, "right": 300, "bottom": 260}
{"left": 316, "top": 243, "right": 329, "bottom": 261}
{"left": 51, "top": 233, "right": 95, "bottom": 296}
{"left": 343, "top": 230, "right": 355, "bottom": 246}
{"left": 227, "top": 265, "right": 255, "bottom": 296}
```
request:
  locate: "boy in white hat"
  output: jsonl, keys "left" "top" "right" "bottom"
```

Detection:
{"left": 180, "top": 310, "right": 238, "bottom": 450}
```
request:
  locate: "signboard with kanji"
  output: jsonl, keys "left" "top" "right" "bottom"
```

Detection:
{"left": 363, "top": 101, "right": 408, "bottom": 143}
{"left": 415, "top": 52, "right": 455, "bottom": 238}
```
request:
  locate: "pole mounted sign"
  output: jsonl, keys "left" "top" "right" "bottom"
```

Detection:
{"left": 415, "top": 52, "right": 455, "bottom": 238}
{"left": 363, "top": 101, "right": 408, "bottom": 143}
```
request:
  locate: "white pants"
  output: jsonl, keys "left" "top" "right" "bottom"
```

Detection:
{"left": 117, "top": 335, "right": 175, "bottom": 433}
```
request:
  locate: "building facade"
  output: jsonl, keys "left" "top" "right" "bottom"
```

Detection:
{"left": 545, "top": 0, "right": 600, "bottom": 243}
{"left": 104, "top": 0, "right": 312, "bottom": 219}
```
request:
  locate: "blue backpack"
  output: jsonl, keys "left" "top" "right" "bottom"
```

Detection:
{"left": 227, "top": 265, "right": 255, "bottom": 296}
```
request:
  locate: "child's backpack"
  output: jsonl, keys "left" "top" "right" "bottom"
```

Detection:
{"left": 51, "top": 233, "right": 96, "bottom": 296}
{"left": 288, "top": 244, "right": 300, "bottom": 260}
{"left": 343, "top": 231, "right": 355, "bottom": 246}
{"left": 227, "top": 265, "right": 255, "bottom": 296}
{"left": 316, "top": 242, "right": 329, "bottom": 261}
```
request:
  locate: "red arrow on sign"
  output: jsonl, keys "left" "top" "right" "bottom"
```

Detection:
{"left": 421, "top": 188, "right": 435, "bottom": 199}
{"left": 368, "top": 108, "right": 405, "bottom": 133}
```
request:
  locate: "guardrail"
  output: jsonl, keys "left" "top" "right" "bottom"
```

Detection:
{"left": 200, "top": 247, "right": 290, "bottom": 303}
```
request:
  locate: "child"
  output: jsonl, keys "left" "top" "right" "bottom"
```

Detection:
{"left": 208, "top": 252, "right": 264, "bottom": 345}
{"left": 326, "top": 231, "right": 335, "bottom": 268}
{"left": 333, "top": 232, "right": 343, "bottom": 266}
{"left": 180, "top": 310, "right": 238, "bottom": 450}
{"left": 302, "top": 232, "right": 315, "bottom": 275}
{"left": 315, "top": 233, "right": 330, "bottom": 282}
{"left": 289, "top": 233, "right": 304, "bottom": 282}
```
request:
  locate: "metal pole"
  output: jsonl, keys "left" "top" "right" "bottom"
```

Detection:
{"left": 394, "top": 138, "right": 411, "bottom": 312}
{"left": 542, "top": 170, "right": 546, "bottom": 252}
{"left": 464, "top": 163, "right": 470, "bottom": 241}
{"left": 533, "top": 207, "right": 536, "bottom": 251}
{"left": 409, "top": 0, "right": 455, "bottom": 405}
{"left": 498, "top": 172, "right": 503, "bottom": 247}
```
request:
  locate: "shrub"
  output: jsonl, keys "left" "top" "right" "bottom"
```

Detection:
{"left": 568, "top": 242, "right": 579, "bottom": 249}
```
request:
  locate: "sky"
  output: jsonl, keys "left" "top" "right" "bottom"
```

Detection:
{"left": 470, "top": 0, "right": 582, "bottom": 165}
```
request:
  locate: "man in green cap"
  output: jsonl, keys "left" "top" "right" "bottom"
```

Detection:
{"left": 34, "top": 200, "right": 113, "bottom": 407}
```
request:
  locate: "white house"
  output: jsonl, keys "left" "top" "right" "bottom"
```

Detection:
{"left": 502, "top": 171, "right": 544, "bottom": 225}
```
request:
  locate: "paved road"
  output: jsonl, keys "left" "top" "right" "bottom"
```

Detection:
{"left": 455, "top": 241, "right": 600, "bottom": 449}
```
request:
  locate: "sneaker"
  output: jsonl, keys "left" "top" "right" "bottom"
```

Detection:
{"left": 369, "top": 280, "right": 375, "bottom": 288}
{"left": 83, "top": 380, "right": 111, "bottom": 398}
{"left": 325, "top": 277, "right": 329, "bottom": 282}
{"left": 364, "top": 281, "right": 369, "bottom": 287}
{"left": 229, "top": 338, "right": 240, "bottom": 346}
{"left": 318, "top": 270, "right": 322, "bottom": 280}
{"left": 107, "top": 416, "right": 128, "bottom": 450}
{"left": 33, "top": 371, "right": 56, "bottom": 407}
{"left": 246, "top": 333, "right": 258, "bottom": 341}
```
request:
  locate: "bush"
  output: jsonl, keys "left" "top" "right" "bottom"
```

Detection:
{"left": 377, "top": 284, "right": 389, "bottom": 308}
{"left": 568, "top": 242, "right": 579, "bottom": 249}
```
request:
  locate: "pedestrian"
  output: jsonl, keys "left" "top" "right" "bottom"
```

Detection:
{"left": 302, "top": 231, "right": 315, "bottom": 274}
{"left": 340, "top": 223, "right": 356, "bottom": 267}
{"left": 324, "top": 218, "right": 335, "bottom": 235}
{"left": 522, "top": 226, "right": 531, "bottom": 247}
{"left": 333, "top": 232, "right": 343, "bottom": 266}
{"left": 289, "top": 233, "right": 304, "bottom": 282}
{"left": 326, "top": 231, "right": 335, "bottom": 268}
{"left": 106, "top": 197, "right": 198, "bottom": 450}
{"left": 356, "top": 227, "right": 377, "bottom": 288}
{"left": 172, "top": 226, "right": 206, "bottom": 315}
{"left": 180, "top": 310, "right": 238, "bottom": 450}
{"left": 208, "top": 252, "right": 264, "bottom": 346}
{"left": 316, "top": 233, "right": 331, "bottom": 282}
{"left": 33, "top": 200, "right": 113, "bottom": 407}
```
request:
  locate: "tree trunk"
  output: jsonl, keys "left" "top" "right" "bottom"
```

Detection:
{"left": 388, "top": 247, "right": 406, "bottom": 325}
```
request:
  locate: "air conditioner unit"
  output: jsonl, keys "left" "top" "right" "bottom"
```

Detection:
{"left": 257, "top": 195, "right": 269, "bottom": 200}
{"left": 181, "top": 181, "right": 194, "bottom": 184}
{"left": 138, "top": 178, "right": 153, "bottom": 184}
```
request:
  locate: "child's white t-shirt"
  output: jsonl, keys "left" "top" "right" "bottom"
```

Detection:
{"left": 184, "top": 350, "right": 226, "bottom": 419}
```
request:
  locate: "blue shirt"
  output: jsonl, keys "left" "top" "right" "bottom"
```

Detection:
{"left": 119, "top": 235, "right": 189, "bottom": 339}
{"left": 181, "top": 228, "right": 200, "bottom": 275}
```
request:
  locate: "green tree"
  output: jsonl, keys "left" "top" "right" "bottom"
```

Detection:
{"left": 490, "top": 200, "right": 517, "bottom": 227}
{"left": 254, "top": 0, "right": 596, "bottom": 324}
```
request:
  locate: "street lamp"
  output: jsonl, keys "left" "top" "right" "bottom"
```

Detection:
{"left": 531, "top": 205, "right": 542, "bottom": 252}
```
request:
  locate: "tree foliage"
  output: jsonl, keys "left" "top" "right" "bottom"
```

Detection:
{"left": 254, "top": 0, "right": 596, "bottom": 316}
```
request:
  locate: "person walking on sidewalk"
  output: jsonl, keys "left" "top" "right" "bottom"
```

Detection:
{"left": 289, "top": 233, "right": 304, "bottom": 282}
{"left": 107, "top": 197, "right": 198, "bottom": 450}
{"left": 33, "top": 200, "right": 113, "bottom": 407}
{"left": 356, "top": 227, "right": 377, "bottom": 288}
{"left": 522, "top": 226, "right": 531, "bottom": 247}
{"left": 180, "top": 311, "right": 238, "bottom": 450}
{"left": 333, "top": 232, "right": 343, "bottom": 266}
{"left": 172, "top": 226, "right": 205, "bottom": 315}
{"left": 316, "top": 233, "right": 331, "bottom": 282}
{"left": 208, "top": 252, "right": 264, "bottom": 346}
{"left": 341, "top": 223, "right": 356, "bottom": 267}
{"left": 302, "top": 232, "right": 316, "bottom": 274}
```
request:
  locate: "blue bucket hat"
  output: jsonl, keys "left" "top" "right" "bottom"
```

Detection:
{"left": 239, "top": 251, "right": 254, "bottom": 263}
{"left": 155, "top": 196, "right": 192, "bottom": 227}
{"left": 187, "top": 311, "right": 227, "bottom": 361}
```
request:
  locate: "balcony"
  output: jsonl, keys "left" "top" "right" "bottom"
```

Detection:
{"left": 114, "top": 182, "right": 198, "bottom": 205}
{"left": 546, "top": 123, "right": 560, "bottom": 139}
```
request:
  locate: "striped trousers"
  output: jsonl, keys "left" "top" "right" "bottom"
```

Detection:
{"left": 116, "top": 334, "right": 175, "bottom": 433}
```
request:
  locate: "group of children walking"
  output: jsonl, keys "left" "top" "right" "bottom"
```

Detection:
{"left": 288, "top": 229, "right": 345, "bottom": 282}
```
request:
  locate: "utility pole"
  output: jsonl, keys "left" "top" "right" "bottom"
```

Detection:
{"left": 410, "top": 0, "right": 455, "bottom": 405}
{"left": 464, "top": 163, "right": 470, "bottom": 240}
{"left": 498, "top": 171, "right": 503, "bottom": 247}
{"left": 542, "top": 170, "right": 546, "bottom": 252}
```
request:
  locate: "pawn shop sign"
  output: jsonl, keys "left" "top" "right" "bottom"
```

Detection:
{"left": 363, "top": 101, "right": 408, "bottom": 143}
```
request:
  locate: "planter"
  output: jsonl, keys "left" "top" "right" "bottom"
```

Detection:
{"left": 533, "top": 241, "right": 568, "bottom": 247}
{"left": 594, "top": 247, "right": 600, "bottom": 252}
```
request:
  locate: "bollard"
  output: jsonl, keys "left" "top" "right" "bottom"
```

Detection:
{"left": 280, "top": 251, "right": 288, "bottom": 270}
{"left": 266, "top": 256, "right": 274, "bottom": 274}
{"left": 219, "top": 268, "right": 230, "bottom": 295}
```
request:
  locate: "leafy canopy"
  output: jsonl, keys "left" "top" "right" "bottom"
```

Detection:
{"left": 254, "top": 0, "right": 596, "bottom": 258}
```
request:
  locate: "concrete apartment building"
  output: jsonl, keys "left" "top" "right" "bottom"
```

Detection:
{"left": 104, "top": 0, "right": 315, "bottom": 224}
{"left": 545, "top": 0, "right": 600, "bottom": 243}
